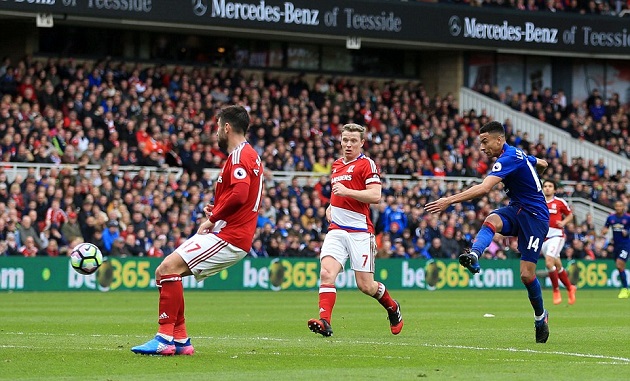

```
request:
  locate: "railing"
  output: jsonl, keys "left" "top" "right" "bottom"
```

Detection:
{"left": 460, "top": 87, "right": 630, "bottom": 175}
{"left": 0, "top": 162, "right": 183, "bottom": 182}
{"left": 567, "top": 197, "right": 613, "bottom": 233}
{"left": 2, "top": 161, "right": 616, "bottom": 232}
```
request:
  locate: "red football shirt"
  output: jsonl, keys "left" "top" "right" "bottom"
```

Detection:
{"left": 147, "top": 247, "right": 164, "bottom": 258}
{"left": 46, "top": 208, "right": 67, "bottom": 228}
{"left": 211, "top": 142, "right": 264, "bottom": 252}
{"left": 546, "top": 196, "right": 571, "bottom": 239}
{"left": 328, "top": 153, "right": 380, "bottom": 234}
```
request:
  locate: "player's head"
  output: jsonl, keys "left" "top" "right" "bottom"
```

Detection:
{"left": 478, "top": 121, "right": 505, "bottom": 158}
{"left": 614, "top": 200, "right": 626, "bottom": 215}
{"left": 340, "top": 123, "right": 365, "bottom": 160}
{"left": 216, "top": 105, "right": 250, "bottom": 150}
{"left": 542, "top": 179, "right": 557, "bottom": 197}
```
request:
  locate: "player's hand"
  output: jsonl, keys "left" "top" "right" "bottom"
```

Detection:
{"left": 332, "top": 183, "right": 349, "bottom": 197}
{"left": 424, "top": 198, "right": 450, "bottom": 214}
{"left": 326, "top": 207, "right": 331, "bottom": 223}
{"left": 557, "top": 221, "right": 566, "bottom": 228}
{"left": 197, "top": 219, "right": 214, "bottom": 235}
{"left": 204, "top": 204, "right": 214, "bottom": 218}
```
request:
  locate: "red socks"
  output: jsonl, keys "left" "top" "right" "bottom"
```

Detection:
{"left": 173, "top": 296, "right": 188, "bottom": 342}
{"left": 549, "top": 267, "right": 573, "bottom": 291}
{"left": 548, "top": 268, "right": 559, "bottom": 290}
{"left": 318, "top": 283, "right": 336, "bottom": 323}
{"left": 317, "top": 282, "right": 397, "bottom": 323}
{"left": 157, "top": 274, "right": 183, "bottom": 338}
{"left": 373, "top": 282, "right": 396, "bottom": 310}
{"left": 558, "top": 268, "right": 573, "bottom": 289}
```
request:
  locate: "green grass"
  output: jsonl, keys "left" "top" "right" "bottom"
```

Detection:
{"left": 0, "top": 289, "right": 628, "bottom": 380}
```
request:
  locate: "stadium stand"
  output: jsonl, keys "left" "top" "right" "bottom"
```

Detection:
{"left": 0, "top": 58, "right": 627, "bottom": 262}
{"left": 440, "top": 0, "right": 629, "bottom": 16}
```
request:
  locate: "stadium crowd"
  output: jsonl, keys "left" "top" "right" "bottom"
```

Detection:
{"left": 0, "top": 57, "right": 628, "bottom": 261}
{"left": 441, "top": 0, "right": 629, "bottom": 16}
{"left": 475, "top": 83, "right": 630, "bottom": 159}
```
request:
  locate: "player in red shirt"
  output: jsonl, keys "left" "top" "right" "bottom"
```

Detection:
{"left": 132, "top": 105, "right": 264, "bottom": 356}
{"left": 541, "top": 180, "right": 576, "bottom": 305}
{"left": 307, "top": 123, "right": 403, "bottom": 337}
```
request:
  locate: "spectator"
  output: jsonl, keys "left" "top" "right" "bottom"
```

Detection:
{"left": 4, "top": 232, "right": 20, "bottom": 256}
{"left": 44, "top": 199, "right": 67, "bottom": 232}
{"left": 39, "top": 239, "right": 61, "bottom": 257}
{"left": 147, "top": 234, "right": 166, "bottom": 257}
{"left": 428, "top": 237, "right": 449, "bottom": 258}
{"left": 413, "top": 237, "right": 430, "bottom": 259}
{"left": 249, "top": 238, "right": 269, "bottom": 258}
{"left": 102, "top": 219, "right": 120, "bottom": 254}
{"left": 19, "top": 236, "right": 39, "bottom": 257}
{"left": 441, "top": 227, "right": 461, "bottom": 259}
{"left": 17, "top": 215, "right": 43, "bottom": 249}
{"left": 110, "top": 237, "right": 132, "bottom": 257}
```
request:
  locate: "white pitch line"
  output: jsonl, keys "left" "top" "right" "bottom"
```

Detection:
{"left": 0, "top": 344, "right": 123, "bottom": 351}
{"left": 2, "top": 332, "right": 628, "bottom": 364}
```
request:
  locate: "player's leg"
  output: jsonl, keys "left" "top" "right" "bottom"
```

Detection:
{"left": 351, "top": 233, "right": 403, "bottom": 334}
{"left": 174, "top": 235, "right": 247, "bottom": 352}
{"left": 308, "top": 230, "right": 345, "bottom": 337}
{"left": 131, "top": 253, "right": 191, "bottom": 355}
{"left": 461, "top": 208, "right": 509, "bottom": 273}
{"left": 616, "top": 250, "right": 629, "bottom": 298}
{"left": 553, "top": 237, "right": 576, "bottom": 304}
{"left": 173, "top": 292, "right": 193, "bottom": 355}
{"left": 132, "top": 233, "right": 243, "bottom": 355}
{"left": 542, "top": 238, "right": 562, "bottom": 304}
{"left": 354, "top": 271, "right": 403, "bottom": 335}
{"left": 516, "top": 213, "right": 549, "bottom": 343}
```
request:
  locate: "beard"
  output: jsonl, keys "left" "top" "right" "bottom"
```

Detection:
{"left": 218, "top": 136, "right": 228, "bottom": 152}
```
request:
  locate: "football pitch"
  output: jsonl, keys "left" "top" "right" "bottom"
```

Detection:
{"left": 1, "top": 289, "right": 628, "bottom": 380}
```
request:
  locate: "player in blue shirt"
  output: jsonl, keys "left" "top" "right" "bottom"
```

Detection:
{"left": 600, "top": 200, "right": 630, "bottom": 298}
{"left": 426, "top": 121, "right": 550, "bottom": 343}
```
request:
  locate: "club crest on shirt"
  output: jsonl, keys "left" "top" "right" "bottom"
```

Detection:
{"left": 347, "top": 165, "right": 355, "bottom": 173}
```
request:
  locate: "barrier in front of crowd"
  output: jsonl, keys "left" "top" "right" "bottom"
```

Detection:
{"left": 0, "top": 162, "right": 183, "bottom": 183}
{"left": 460, "top": 87, "right": 630, "bottom": 175}
{"left": 2, "top": 161, "right": 613, "bottom": 233}
{"left": 0, "top": 257, "right": 625, "bottom": 292}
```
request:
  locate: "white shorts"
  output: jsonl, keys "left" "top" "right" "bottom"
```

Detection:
{"left": 175, "top": 233, "right": 247, "bottom": 282}
{"left": 320, "top": 229, "right": 376, "bottom": 273}
{"left": 541, "top": 236, "right": 565, "bottom": 259}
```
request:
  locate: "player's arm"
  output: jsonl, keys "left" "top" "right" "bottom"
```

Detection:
{"left": 208, "top": 181, "right": 249, "bottom": 223}
{"left": 529, "top": 156, "right": 548, "bottom": 177}
{"left": 600, "top": 218, "right": 611, "bottom": 238}
{"left": 425, "top": 175, "right": 502, "bottom": 214}
{"left": 332, "top": 183, "right": 381, "bottom": 204}
{"left": 557, "top": 212, "right": 574, "bottom": 228}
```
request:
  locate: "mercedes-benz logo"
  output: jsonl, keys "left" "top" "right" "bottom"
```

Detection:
{"left": 192, "top": 0, "right": 208, "bottom": 17}
{"left": 448, "top": 15, "right": 462, "bottom": 37}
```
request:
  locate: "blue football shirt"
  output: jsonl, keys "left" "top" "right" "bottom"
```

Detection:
{"left": 605, "top": 213, "right": 630, "bottom": 249}
{"left": 487, "top": 143, "right": 549, "bottom": 220}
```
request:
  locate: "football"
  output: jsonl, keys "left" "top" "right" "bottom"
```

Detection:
{"left": 70, "top": 243, "right": 104, "bottom": 275}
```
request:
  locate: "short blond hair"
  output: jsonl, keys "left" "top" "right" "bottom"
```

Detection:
{"left": 342, "top": 123, "right": 366, "bottom": 139}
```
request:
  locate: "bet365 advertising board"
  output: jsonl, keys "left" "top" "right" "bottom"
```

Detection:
{"left": 0, "top": 257, "right": 627, "bottom": 292}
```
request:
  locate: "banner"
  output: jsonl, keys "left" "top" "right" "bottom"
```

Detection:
{"left": 1, "top": 256, "right": 627, "bottom": 291}
{"left": 1, "top": 1, "right": 629, "bottom": 57}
